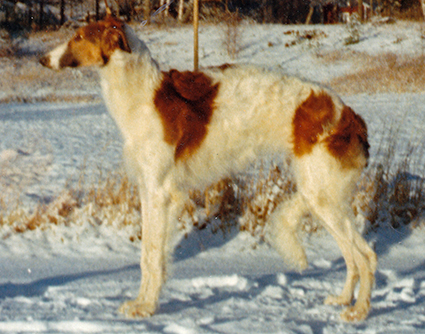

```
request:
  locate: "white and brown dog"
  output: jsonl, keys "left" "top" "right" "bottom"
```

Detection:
{"left": 40, "top": 15, "right": 376, "bottom": 321}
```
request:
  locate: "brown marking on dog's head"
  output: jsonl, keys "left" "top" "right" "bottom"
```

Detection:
{"left": 292, "top": 91, "right": 336, "bottom": 156}
{"left": 326, "top": 106, "right": 369, "bottom": 169}
{"left": 59, "top": 16, "right": 130, "bottom": 68}
{"left": 154, "top": 70, "right": 219, "bottom": 160}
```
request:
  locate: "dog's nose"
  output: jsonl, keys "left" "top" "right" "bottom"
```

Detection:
{"left": 39, "top": 55, "right": 50, "bottom": 68}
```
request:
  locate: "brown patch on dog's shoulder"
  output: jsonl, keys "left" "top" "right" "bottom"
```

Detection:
{"left": 154, "top": 70, "right": 219, "bottom": 160}
{"left": 326, "top": 106, "right": 369, "bottom": 169}
{"left": 292, "top": 91, "right": 336, "bottom": 156}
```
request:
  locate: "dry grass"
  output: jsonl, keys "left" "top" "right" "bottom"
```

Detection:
{"left": 0, "top": 170, "right": 142, "bottom": 241}
{"left": 327, "top": 52, "right": 425, "bottom": 94}
{"left": 1, "top": 142, "right": 424, "bottom": 240}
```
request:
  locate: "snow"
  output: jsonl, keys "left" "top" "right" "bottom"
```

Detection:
{"left": 1, "top": 20, "right": 425, "bottom": 333}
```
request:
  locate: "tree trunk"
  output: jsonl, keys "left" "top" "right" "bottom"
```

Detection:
{"left": 95, "top": 0, "right": 100, "bottom": 21}
{"left": 178, "top": 0, "right": 184, "bottom": 22}
{"left": 144, "top": 0, "right": 151, "bottom": 23}
{"left": 28, "top": 2, "right": 33, "bottom": 27}
{"left": 305, "top": 5, "right": 314, "bottom": 24}
{"left": 165, "top": 0, "right": 170, "bottom": 17}
{"left": 358, "top": 0, "right": 363, "bottom": 22}
{"left": 160, "top": 0, "right": 165, "bottom": 18}
{"left": 39, "top": 0, "right": 44, "bottom": 28}
{"left": 60, "top": 0, "right": 66, "bottom": 25}
{"left": 421, "top": 0, "right": 425, "bottom": 20}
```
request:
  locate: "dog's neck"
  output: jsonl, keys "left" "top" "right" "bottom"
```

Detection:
{"left": 98, "top": 26, "right": 162, "bottom": 143}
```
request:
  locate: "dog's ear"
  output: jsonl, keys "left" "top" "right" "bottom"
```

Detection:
{"left": 101, "top": 25, "right": 131, "bottom": 62}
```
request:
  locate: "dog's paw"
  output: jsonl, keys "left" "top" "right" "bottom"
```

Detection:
{"left": 324, "top": 294, "right": 351, "bottom": 306}
{"left": 118, "top": 300, "right": 156, "bottom": 318}
{"left": 340, "top": 305, "right": 369, "bottom": 322}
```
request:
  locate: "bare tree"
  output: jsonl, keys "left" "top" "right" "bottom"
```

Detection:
{"left": 38, "top": 0, "right": 44, "bottom": 28}
{"left": 421, "top": 0, "right": 425, "bottom": 19}
{"left": 143, "top": 0, "right": 151, "bottom": 23}
{"left": 178, "top": 0, "right": 184, "bottom": 22}
{"left": 96, "top": 0, "right": 101, "bottom": 21}
{"left": 60, "top": 0, "right": 66, "bottom": 25}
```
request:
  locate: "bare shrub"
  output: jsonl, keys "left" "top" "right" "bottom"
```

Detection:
{"left": 221, "top": 11, "right": 244, "bottom": 59}
{"left": 238, "top": 163, "right": 295, "bottom": 239}
{"left": 353, "top": 128, "right": 425, "bottom": 231}
{"left": 283, "top": 29, "right": 327, "bottom": 49}
{"left": 344, "top": 14, "right": 362, "bottom": 46}
{"left": 182, "top": 177, "right": 240, "bottom": 236}
{"left": 183, "top": 160, "right": 318, "bottom": 240}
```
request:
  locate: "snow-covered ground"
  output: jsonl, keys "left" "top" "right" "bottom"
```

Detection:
{"left": 1, "top": 20, "right": 425, "bottom": 333}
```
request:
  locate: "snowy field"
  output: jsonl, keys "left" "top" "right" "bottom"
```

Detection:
{"left": 1, "top": 20, "right": 425, "bottom": 333}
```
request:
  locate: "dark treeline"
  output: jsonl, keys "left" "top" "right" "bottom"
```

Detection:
{"left": 0, "top": 0, "right": 422, "bottom": 32}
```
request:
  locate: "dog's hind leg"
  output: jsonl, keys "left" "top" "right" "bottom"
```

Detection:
{"left": 323, "top": 211, "right": 377, "bottom": 310}
{"left": 306, "top": 196, "right": 375, "bottom": 321}
{"left": 322, "top": 212, "right": 376, "bottom": 322}
{"left": 295, "top": 152, "right": 376, "bottom": 322}
{"left": 268, "top": 192, "right": 309, "bottom": 271}
{"left": 313, "top": 204, "right": 361, "bottom": 306}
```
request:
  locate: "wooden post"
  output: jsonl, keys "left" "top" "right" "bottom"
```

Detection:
{"left": 193, "top": 0, "right": 199, "bottom": 71}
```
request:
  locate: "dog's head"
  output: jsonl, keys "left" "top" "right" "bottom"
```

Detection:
{"left": 40, "top": 16, "right": 131, "bottom": 70}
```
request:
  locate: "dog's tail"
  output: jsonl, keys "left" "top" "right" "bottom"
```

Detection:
{"left": 267, "top": 193, "right": 308, "bottom": 272}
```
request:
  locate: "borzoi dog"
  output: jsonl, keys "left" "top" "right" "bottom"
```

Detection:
{"left": 39, "top": 15, "right": 376, "bottom": 321}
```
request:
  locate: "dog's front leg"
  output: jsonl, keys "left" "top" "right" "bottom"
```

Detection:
{"left": 119, "top": 185, "right": 171, "bottom": 318}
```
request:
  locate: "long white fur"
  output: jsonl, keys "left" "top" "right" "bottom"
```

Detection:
{"left": 41, "top": 21, "right": 377, "bottom": 322}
